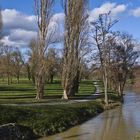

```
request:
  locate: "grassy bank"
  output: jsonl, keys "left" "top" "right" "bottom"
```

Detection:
{"left": 0, "top": 93, "right": 120, "bottom": 137}
{"left": 0, "top": 100, "right": 104, "bottom": 137}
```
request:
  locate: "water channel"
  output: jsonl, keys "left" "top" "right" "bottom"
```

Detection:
{"left": 40, "top": 90, "right": 140, "bottom": 140}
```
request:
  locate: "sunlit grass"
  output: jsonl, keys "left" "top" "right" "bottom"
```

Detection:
{"left": 0, "top": 78, "right": 95, "bottom": 104}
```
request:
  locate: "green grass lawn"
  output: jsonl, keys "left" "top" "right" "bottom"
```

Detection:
{"left": 0, "top": 100, "right": 104, "bottom": 136}
{"left": 0, "top": 78, "right": 95, "bottom": 104}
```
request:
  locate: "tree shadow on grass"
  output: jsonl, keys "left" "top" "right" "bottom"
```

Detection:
{"left": 0, "top": 86, "right": 35, "bottom": 92}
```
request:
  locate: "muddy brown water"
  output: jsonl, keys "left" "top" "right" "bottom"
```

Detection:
{"left": 40, "top": 90, "right": 140, "bottom": 140}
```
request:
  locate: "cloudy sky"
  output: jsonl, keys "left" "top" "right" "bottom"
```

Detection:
{"left": 0, "top": 0, "right": 140, "bottom": 49}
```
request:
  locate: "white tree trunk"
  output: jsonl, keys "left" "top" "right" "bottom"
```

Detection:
{"left": 118, "top": 83, "right": 121, "bottom": 96}
{"left": 104, "top": 68, "right": 108, "bottom": 105}
{"left": 62, "top": 90, "right": 68, "bottom": 100}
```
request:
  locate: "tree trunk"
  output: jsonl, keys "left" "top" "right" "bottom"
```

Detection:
{"left": 67, "top": 70, "right": 80, "bottom": 97}
{"left": 62, "top": 89, "right": 68, "bottom": 99}
{"left": 74, "top": 71, "right": 80, "bottom": 94}
{"left": 50, "top": 74, "right": 53, "bottom": 84}
{"left": 75, "top": 82, "right": 79, "bottom": 94}
{"left": 36, "top": 67, "right": 45, "bottom": 100}
{"left": 118, "top": 82, "right": 124, "bottom": 103}
{"left": 17, "top": 75, "right": 19, "bottom": 84}
{"left": 27, "top": 65, "right": 31, "bottom": 81}
{"left": 32, "top": 74, "right": 35, "bottom": 84}
{"left": 10, "top": 77, "right": 12, "bottom": 84}
{"left": 104, "top": 77, "right": 108, "bottom": 105}
{"left": 118, "top": 83, "right": 121, "bottom": 97}
{"left": 68, "top": 86, "right": 75, "bottom": 97}
{"left": 104, "top": 67, "right": 108, "bottom": 105}
{"left": 7, "top": 73, "right": 10, "bottom": 85}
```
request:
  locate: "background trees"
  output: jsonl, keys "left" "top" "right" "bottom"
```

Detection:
{"left": 1, "top": 45, "right": 13, "bottom": 85}
{"left": 27, "top": 38, "right": 38, "bottom": 84}
{"left": 11, "top": 47, "right": 24, "bottom": 84}
{"left": 45, "top": 48, "right": 60, "bottom": 83}
{"left": 90, "top": 13, "right": 138, "bottom": 103}
{"left": 109, "top": 33, "right": 138, "bottom": 101}
{"left": 0, "top": 45, "right": 24, "bottom": 84}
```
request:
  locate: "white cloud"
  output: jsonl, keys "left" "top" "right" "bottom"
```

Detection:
{"left": 1, "top": 36, "right": 28, "bottom": 48}
{"left": 89, "top": 2, "right": 127, "bottom": 21}
{"left": 9, "top": 29, "right": 37, "bottom": 42}
{"left": 1, "top": 29, "right": 37, "bottom": 48}
{"left": 49, "top": 13, "right": 64, "bottom": 33}
{"left": 1, "top": 9, "right": 38, "bottom": 47}
{"left": 48, "top": 13, "right": 65, "bottom": 42}
{"left": 1, "top": 3, "right": 127, "bottom": 48}
{"left": 2, "top": 9, "right": 37, "bottom": 31}
{"left": 51, "top": 13, "right": 64, "bottom": 23}
{"left": 111, "top": 5, "right": 126, "bottom": 16}
{"left": 1, "top": 9, "right": 64, "bottom": 48}
{"left": 131, "top": 7, "right": 140, "bottom": 17}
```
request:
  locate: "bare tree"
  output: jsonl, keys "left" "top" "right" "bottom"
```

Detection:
{"left": 34, "top": 0, "right": 54, "bottom": 99}
{"left": 25, "top": 63, "right": 31, "bottom": 81}
{"left": 62, "top": 0, "right": 88, "bottom": 99}
{"left": 45, "top": 48, "right": 59, "bottom": 83}
{"left": 11, "top": 47, "right": 24, "bottom": 84}
{"left": 73, "top": 17, "right": 91, "bottom": 94}
{"left": 110, "top": 33, "right": 138, "bottom": 101}
{"left": 90, "top": 12, "right": 117, "bottom": 105}
{"left": 27, "top": 38, "right": 38, "bottom": 84}
{"left": 1, "top": 45, "right": 13, "bottom": 85}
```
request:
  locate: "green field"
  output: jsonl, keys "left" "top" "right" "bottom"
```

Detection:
{"left": 0, "top": 78, "right": 96, "bottom": 104}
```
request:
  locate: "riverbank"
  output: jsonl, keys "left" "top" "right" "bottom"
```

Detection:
{"left": 0, "top": 94, "right": 121, "bottom": 139}
{"left": 0, "top": 100, "right": 104, "bottom": 138}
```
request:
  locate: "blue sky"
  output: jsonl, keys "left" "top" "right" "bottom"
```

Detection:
{"left": 0, "top": 0, "right": 140, "bottom": 49}
{"left": 1, "top": 0, "right": 140, "bottom": 12}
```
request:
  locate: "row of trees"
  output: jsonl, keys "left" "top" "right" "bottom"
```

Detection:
{"left": 0, "top": 41, "right": 89, "bottom": 86}
{"left": 0, "top": 44, "right": 60, "bottom": 84}
{"left": 91, "top": 13, "right": 138, "bottom": 103}
{"left": 0, "top": 46, "right": 23, "bottom": 84}
{"left": 0, "top": 1, "right": 138, "bottom": 104}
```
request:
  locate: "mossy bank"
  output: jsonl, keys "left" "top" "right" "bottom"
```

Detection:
{"left": 0, "top": 97, "right": 120, "bottom": 138}
{"left": 0, "top": 101, "right": 103, "bottom": 137}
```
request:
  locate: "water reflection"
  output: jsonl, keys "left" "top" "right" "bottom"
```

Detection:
{"left": 40, "top": 91, "right": 140, "bottom": 140}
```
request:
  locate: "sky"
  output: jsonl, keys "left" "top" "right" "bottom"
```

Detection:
{"left": 0, "top": 0, "right": 140, "bottom": 51}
